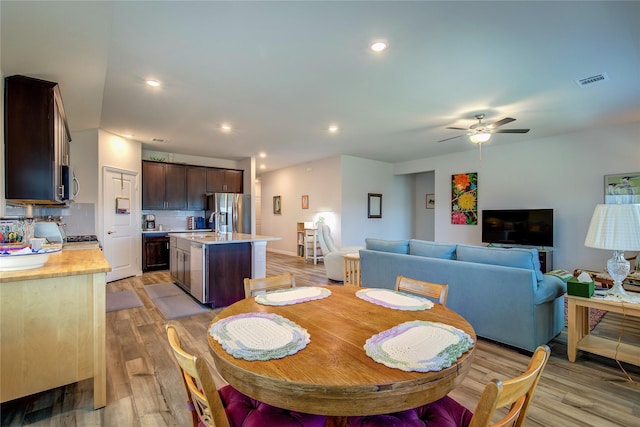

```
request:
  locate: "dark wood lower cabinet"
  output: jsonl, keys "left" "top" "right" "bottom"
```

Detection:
{"left": 143, "top": 234, "right": 170, "bottom": 272}
{"left": 206, "top": 242, "right": 252, "bottom": 307}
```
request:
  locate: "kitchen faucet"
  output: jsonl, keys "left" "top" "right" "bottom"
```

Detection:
{"left": 208, "top": 211, "right": 222, "bottom": 234}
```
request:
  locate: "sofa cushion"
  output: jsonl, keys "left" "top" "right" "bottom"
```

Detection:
{"left": 409, "top": 239, "right": 457, "bottom": 259}
{"left": 365, "top": 238, "right": 409, "bottom": 254}
{"left": 456, "top": 245, "right": 544, "bottom": 281}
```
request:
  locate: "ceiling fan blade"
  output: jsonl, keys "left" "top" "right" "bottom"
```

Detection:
{"left": 489, "top": 117, "right": 516, "bottom": 128}
{"left": 445, "top": 126, "right": 468, "bottom": 131}
{"left": 492, "top": 129, "right": 530, "bottom": 134}
{"left": 437, "top": 135, "right": 465, "bottom": 142}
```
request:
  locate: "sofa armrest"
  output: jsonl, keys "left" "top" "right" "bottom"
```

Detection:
{"left": 536, "top": 275, "right": 567, "bottom": 304}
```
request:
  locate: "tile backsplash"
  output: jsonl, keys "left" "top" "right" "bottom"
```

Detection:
{"left": 143, "top": 210, "right": 206, "bottom": 231}
{"left": 5, "top": 203, "right": 96, "bottom": 236}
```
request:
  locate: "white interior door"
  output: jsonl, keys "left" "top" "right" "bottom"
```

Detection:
{"left": 103, "top": 168, "right": 140, "bottom": 282}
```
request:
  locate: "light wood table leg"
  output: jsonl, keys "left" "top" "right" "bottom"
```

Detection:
{"left": 567, "top": 298, "right": 588, "bottom": 362}
{"left": 342, "top": 253, "right": 361, "bottom": 287}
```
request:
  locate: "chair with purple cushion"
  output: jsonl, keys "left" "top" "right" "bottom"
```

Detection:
{"left": 348, "top": 345, "right": 550, "bottom": 427}
{"left": 166, "top": 322, "right": 325, "bottom": 427}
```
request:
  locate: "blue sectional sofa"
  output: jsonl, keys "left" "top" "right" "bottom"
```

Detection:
{"left": 359, "top": 238, "right": 566, "bottom": 352}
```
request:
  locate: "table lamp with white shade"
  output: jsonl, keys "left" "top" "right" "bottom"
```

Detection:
{"left": 584, "top": 203, "right": 640, "bottom": 301}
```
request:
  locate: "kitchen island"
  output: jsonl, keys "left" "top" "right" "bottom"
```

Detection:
{"left": 0, "top": 249, "right": 111, "bottom": 409}
{"left": 169, "top": 232, "right": 280, "bottom": 307}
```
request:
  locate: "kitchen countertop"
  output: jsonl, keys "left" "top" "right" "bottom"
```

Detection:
{"left": 142, "top": 229, "right": 212, "bottom": 234}
{"left": 0, "top": 248, "right": 111, "bottom": 283}
{"left": 169, "top": 232, "right": 281, "bottom": 245}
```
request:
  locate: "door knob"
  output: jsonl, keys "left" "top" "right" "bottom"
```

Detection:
{"left": 107, "top": 230, "right": 116, "bottom": 234}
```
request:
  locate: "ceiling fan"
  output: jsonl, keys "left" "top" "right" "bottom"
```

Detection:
{"left": 437, "top": 114, "right": 530, "bottom": 144}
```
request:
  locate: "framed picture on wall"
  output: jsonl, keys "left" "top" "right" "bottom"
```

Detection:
{"left": 368, "top": 193, "right": 382, "bottom": 218}
{"left": 301, "top": 195, "right": 309, "bottom": 209}
{"left": 604, "top": 173, "right": 640, "bottom": 204}
{"left": 273, "top": 195, "right": 282, "bottom": 215}
{"left": 426, "top": 194, "right": 435, "bottom": 209}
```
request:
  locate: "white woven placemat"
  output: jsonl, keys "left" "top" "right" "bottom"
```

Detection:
{"left": 356, "top": 288, "right": 434, "bottom": 311}
{"left": 209, "top": 312, "right": 310, "bottom": 361}
{"left": 255, "top": 286, "right": 331, "bottom": 306}
{"left": 364, "top": 321, "right": 474, "bottom": 372}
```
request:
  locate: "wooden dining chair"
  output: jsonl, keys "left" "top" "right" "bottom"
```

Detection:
{"left": 243, "top": 272, "right": 295, "bottom": 298}
{"left": 347, "top": 345, "right": 551, "bottom": 427}
{"left": 395, "top": 275, "right": 448, "bottom": 306}
{"left": 165, "top": 322, "right": 325, "bottom": 427}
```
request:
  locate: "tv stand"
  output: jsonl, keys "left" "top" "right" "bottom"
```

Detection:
{"left": 538, "top": 249, "right": 552, "bottom": 273}
{"left": 485, "top": 243, "right": 552, "bottom": 273}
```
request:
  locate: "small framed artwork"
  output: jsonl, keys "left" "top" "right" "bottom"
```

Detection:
{"left": 426, "top": 194, "right": 435, "bottom": 209}
{"left": 273, "top": 195, "right": 282, "bottom": 215}
{"left": 368, "top": 193, "right": 382, "bottom": 218}
{"left": 301, "top": 195, "right": 309, "bottom": 209}
{"left": 604, "top": 172, "right": 640, "bottom": 204}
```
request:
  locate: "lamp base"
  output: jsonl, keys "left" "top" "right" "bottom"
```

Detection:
{"left": 605, "top": 282, "right": 640, "bottom": 303}
{"left": 605, "top": 251, "right": 640, "bottom": 303}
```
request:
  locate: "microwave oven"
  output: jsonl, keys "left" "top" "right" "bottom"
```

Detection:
{"left": 61, "top": 165, "right": 79, "bottom": 201}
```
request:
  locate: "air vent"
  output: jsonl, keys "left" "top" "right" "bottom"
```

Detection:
{"left": 152, "top": 138, "right": 168, "bottom": 143}
{"left": 575, "top": 73, "right": 609, "bottom": 87}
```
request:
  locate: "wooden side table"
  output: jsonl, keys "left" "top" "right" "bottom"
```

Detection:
{"left": 343, "top": 252, "right": 361, "bottom": 286}
{"left": 567, "top": 294, "right": 640, "bottom": 366}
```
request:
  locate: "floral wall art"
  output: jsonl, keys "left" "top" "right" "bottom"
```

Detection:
{"left": 451, "top": 172, "right": 478, "bottom": 225}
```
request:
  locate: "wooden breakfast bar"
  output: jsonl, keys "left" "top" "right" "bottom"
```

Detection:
{"left": 0, "top": 249, "right": 111, "bottom": 409}
{"left": 208, "top": 285, "right": 476, "bottom": 422}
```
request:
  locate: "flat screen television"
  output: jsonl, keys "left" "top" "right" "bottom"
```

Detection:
{"left": 481, "top": 209, "right": 554, "bottom": 247}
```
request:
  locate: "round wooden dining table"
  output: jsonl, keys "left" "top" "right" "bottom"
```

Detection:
{"left": 207, "top": 285, "right": 476, "bottom": 421}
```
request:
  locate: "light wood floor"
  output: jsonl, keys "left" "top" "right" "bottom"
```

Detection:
{"left": 2, "top": 252, "right": 639, "bottom": 426}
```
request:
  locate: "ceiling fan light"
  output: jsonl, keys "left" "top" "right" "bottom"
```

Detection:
{"left": 470, "top": 133, "right": 491, "bottom": 144}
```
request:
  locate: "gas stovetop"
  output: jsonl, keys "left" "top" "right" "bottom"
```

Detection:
{"left": 66, "top": 235, "right": 99, "bottom": 243}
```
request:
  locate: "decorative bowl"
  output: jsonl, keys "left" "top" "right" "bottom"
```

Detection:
{"left": 0, "top": 248, "right": 61, "bottom": 271}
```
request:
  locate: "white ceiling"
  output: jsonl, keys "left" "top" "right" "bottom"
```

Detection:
{"left": 2, "top": 1, "right": 639, "bottom": 173}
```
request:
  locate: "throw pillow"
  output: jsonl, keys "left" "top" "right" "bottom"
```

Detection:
{"left": 456, "top": 244, "right": 544, "bottom": 281}
{"left": 365, "top": 238, "right": 409, "bottom": 254}
{"left": 409, "top": 240, "right": 457, "bottom": 259}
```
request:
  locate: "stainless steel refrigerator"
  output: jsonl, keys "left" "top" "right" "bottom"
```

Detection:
{"left": 206, "top": 193, "right": 251, "bottom": 233}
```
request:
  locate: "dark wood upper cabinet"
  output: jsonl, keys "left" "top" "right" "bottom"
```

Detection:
{"left": 165, "top": 164, "right": 187, "bottom": 210}
{"left": 224, "top": 169, "right": 243, "bottom": 193}
{"left": 4, "top": 75, "right": 71, "bottom": 204}
{"left": 142, "top": 161, "right": 166, "bottom": 209}
{"left": 206, "top": 168, "right": 243, "bottom": 193}
{"left": 143, "top": 161, "right": 243, "bottom": 210}
{"left": 186, "top": 166, "right": 207, "bottom": 210}
{"left": 142, "top": 161, "right": 186, "bottom": 210}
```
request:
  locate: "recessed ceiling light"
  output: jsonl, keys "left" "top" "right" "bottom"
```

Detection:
{"left": 369, "top": 39, "right": 388, "bottom": 53}
{"left": 220, "top": 124, "right": 232, "bottom": 132}
{"left": 259, "top": 152, "right": 267, "bottom": 158}
{"left": 260, "top": 164, "right": 266, "bottom": 169}
{"left": 146, "top": 79, "right": 161, "bottom": 87}
{"left": 328, "top": 125, "right": 339, "bottom": 133}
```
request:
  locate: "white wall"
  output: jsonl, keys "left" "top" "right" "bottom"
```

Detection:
{"left": 259, "top": 155, "right": 414, "bottom": 256}
{"left": 260, "top": 156, "right": 341, "bottom": 255}
{"left": 395, "top": 122, "right": 640, "bottom": 272}
{"left": 341, "top": 155, "right": 413, "bottom": 245}
{"left": 142, "top": 149, "right": 240, "bottom": 170}
{"left": 413, "top": 171, "right": 435, "bottom": 241}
